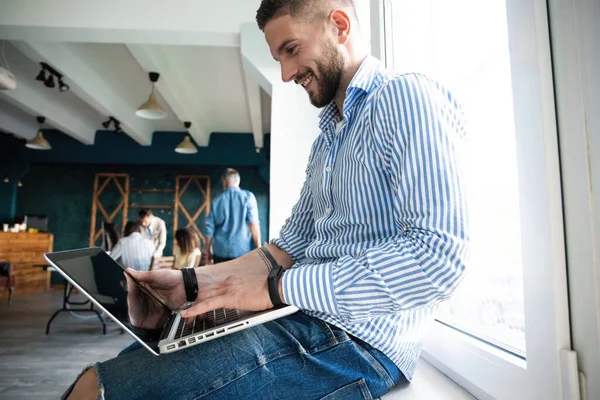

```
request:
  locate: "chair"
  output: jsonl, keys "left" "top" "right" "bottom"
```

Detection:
{"left": 150, "top": 256, "right": 176, "bottom": 270}
{"left": 0, "top": 262, "right": 15, "bottom": 304}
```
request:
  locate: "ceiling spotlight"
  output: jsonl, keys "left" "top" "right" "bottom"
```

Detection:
{"left": 2, "top": 176, "right": 8, "bottom": 184}
{"left": 25, "top": 116, "right": 51, "bottom": 150}
{"left": 17, "top": 180, "right": 23, "bottom": 188}
{"left": 136, "top": 72, "right": 167, "bottom": 120}
{"left": 36, "top": 62, "right": 69, "bottom": 92}
{"left": 58, "top": 79, "right": 70, "bottom": 92}
{"left": 44, "top": 75, "right": 55, "bottom": 88}
{"left": 175, "top": 121, "right": 197, "bottom": 154}
{"left": 35, "top": 69, "right": 46, "bottom": 82}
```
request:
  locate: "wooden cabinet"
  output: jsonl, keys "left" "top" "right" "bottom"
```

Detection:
{"left": 0, "top": 232, "right": 54, "bottom": 297}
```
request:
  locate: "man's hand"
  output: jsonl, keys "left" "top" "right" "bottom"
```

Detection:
{"left": 126, "top": 268, "right": 216, "bottom": 311}
{"left": 180, "top": 274, "right": 273, "bottom": 318}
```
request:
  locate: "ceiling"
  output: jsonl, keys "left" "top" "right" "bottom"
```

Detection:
{"left": 0, "top": 0, "right": 272, "bottom": 148}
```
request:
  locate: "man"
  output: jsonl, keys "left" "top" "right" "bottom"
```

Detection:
{"left": 65, "top": 1, "right": 468, "bottom": 398}
{"left": 138, "top": 208, "right": 167, "bottom": 258}
{"left": 203, "top": 168, "right": 261, "bottom": 263}
{"left": 109, "top": 221, "right": 155, "bottom": 271}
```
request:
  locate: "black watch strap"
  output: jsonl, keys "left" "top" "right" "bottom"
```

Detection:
{"left": 268, "top": 266, "right": 285, "bottom": 308}
{"left": 181, "top": 268, "right": 198, "bottom": 302}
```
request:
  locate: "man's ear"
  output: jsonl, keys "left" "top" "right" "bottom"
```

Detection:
{"left": 330, "top": 9, "right": 351, "bottom": 45}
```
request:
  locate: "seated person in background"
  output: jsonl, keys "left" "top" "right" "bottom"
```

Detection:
{"left": 110, "top": 221, "right": 154, "bottom": 271}
{"left": 138, "top": 208, "right": 167, "bottom": 257}
{"left": 174, "top": 228, "right": 202, "bottom": 269}
{"left": 101, "top": 221, "right": 120, "bottom": 252}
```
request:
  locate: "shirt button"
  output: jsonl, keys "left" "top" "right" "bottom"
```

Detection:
{"left": 314, "top": 239, "right": 321, "bottom": 245}
{"left": 325, "top": 167, "right": 332, "bottom": 173}
{"left": 325, "top": 207, "right": 332, "bottom": 214}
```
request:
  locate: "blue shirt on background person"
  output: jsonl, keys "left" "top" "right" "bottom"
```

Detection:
{"left": 203, "top": 169, "right": 261, "bottom": 262}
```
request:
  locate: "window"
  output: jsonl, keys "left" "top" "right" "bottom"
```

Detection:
{"left": 386, "top": 0, "right": 525, "bottom": 356}
{"left": 378, "top": 0, "right": 572, "bottom": 398}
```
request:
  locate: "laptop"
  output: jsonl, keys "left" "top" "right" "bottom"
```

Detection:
{"left": 44, "top": 247, "right": 299, "bottom": 356}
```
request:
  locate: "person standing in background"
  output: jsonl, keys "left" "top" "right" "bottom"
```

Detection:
{"left": 109, "top": 221, "right": 155, "bottom": 271}
{"left": 138, "top": 208, "right": 167, "bottom": 257}
{"left": 174, "top": 228, "right": 202, "bottom": 269}
{"left": 203, "top": 168, "right": 261, "bottom": 263}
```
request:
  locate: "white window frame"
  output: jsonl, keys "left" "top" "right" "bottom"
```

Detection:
{"left": 370, "top": 0, "right": 573, "bottom": 398}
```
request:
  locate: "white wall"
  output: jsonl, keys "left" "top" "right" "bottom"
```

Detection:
{"left": 269, "top": 83, "right": 319, "bottom": 238}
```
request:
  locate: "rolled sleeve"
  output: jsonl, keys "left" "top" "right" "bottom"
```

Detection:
{"left": 281, "top": 262, "right": 338, "bottom": 315}
{"left": 245, "top": 193, "right": 259, "bottom": 224}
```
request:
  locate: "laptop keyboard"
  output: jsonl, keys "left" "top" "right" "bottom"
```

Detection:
{"left": 173, "top": 308, "right": 240, "bottom": 339}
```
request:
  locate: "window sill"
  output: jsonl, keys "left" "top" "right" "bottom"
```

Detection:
{"left": 382, "top": 359, "right": 475, "bottom": 400}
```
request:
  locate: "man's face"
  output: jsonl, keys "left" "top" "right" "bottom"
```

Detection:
{"left": 265, "top": 15, "right": 346, "bottom": 108}
{"left": 140, "top": 216, "right": 151, "bottom": 228}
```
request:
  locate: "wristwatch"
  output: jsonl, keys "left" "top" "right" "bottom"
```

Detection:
{"left": 268, "top": 265, "right": 285, "bottom": 308}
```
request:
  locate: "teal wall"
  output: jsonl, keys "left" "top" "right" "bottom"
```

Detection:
{"left": 15, "top": 163, "right": 269, "bottom": 256}
{"left": 0, "top": 129, "right": 271, "bottom": 255}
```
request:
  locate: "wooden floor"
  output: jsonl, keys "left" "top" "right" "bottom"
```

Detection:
{"left": 0, "top": 290, "right": 132, "bottom": 399}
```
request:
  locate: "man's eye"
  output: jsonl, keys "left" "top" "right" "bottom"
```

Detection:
{"left": 286, "top": 46, "right": 296, "bottom": 55}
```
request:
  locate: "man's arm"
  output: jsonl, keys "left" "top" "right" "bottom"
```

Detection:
{"left": 279, "top": 75, "right": 469, "bottom": 324}
{"left": 246, "top": 193, "right": 261, "bottom": 249}
{"left": 155, "top": 220, "right": 167, "bottom": 257}
{"left": 249, "top": 222, "right": 261, "bottom": 249}
{"left": 204, "top": 237, "right": 213, "bottom": 264}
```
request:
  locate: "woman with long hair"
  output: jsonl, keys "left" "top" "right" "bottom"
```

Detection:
{"left": 174, "top": 228, "right": 202, "bottom": 269}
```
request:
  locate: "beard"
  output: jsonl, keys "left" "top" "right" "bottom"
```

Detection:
{"left": 303, "top": 41, "right": 345, "bottom": 108}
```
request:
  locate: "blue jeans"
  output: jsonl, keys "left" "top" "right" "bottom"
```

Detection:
{"left": 63, "top": 312, "right": 403, "bottom": 399}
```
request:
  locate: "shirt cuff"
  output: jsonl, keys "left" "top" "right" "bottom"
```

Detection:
{"left": 281, "top": 262, "right": 339, "bottom": 315}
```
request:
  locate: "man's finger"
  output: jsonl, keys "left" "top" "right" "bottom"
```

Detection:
{"left": 180, "top": 297, "right": 227, "bottom": 318}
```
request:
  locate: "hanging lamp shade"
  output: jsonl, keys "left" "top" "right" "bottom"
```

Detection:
{"left": 136, "top": 72, "right": 167, "bottom": 120}
{"left": 26, "top": 116, "right": 51, "bottom": 150}
{"left": 26, "top": 131, "right": 52, "bottom": 150}
{"left": 175, "top": 121, "right": 197, "bottom": 154}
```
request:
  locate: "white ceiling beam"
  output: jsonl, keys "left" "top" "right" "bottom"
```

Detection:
{"left": 0, "top": 80, "right": 96, "bottom": 145}
{"left": 127, "top": 45, "right": 211, "bottom": 147}
{"left": 0, "top": 0, "right": 261, "bottom": 46}
{"left": 14, "top": 41, "right": 154, "bottom": 146}
{"left": 0, "top": 99, "right": 40, "bottom": 140}
{"left": 241, "top": 63, "right": 264, "bottom": 149}
{"left": 240, "top": 23, "right": 280, "bottom": 95}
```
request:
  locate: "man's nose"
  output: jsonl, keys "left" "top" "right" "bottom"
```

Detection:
{"left": 280, "top": 61, "right": 298, "bottom": 83}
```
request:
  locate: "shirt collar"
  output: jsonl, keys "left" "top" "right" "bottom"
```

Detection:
{"left": 318, "top": 55, "right": 382, "bottom": 131}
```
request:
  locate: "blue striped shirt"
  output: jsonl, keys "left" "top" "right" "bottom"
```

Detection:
{"left": 272, "top": 56, "right": 469, "bottom": 380}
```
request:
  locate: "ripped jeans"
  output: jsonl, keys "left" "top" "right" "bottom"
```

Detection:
{"left": 62, "top": 312, "right": 403, "bottom": 399}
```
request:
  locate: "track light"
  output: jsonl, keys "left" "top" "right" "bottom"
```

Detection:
{"left": 36, "top": 62, "right": 69, "bottom": 92}
{"left": 35, "top": 70, "right": 46, "bottom": 82}
{"left": 58, "top": 79, "right": 69, "bottom": 92}
{"left": 25, "top": 116, "right": 51, "bottom": 150}
{"left": 44, "top": 75, "right": 55, "bottom": 88}
{"left": 175, "top": 121, "right": 198, "bottom": 154}
{"left": 2, "top": 176, "right": 8, "bottom": 184}
{"left": 17, "top": 180, "right": 23, "bottom": 188}
{"left": 101, "top": 116, "right": 123, "bottom": 133}
{"left": 136, "top": 72, "right": 167, "bottom": 120}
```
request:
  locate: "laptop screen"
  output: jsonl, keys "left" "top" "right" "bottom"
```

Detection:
{"left": 46, "top": 248, "right": 172, "bottom": 336}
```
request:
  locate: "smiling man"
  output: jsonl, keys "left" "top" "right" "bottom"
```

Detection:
{"left": 64, "top": 1, "right": 469, "bottom": 399}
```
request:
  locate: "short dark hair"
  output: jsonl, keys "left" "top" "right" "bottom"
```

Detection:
{"left": 123, "top": 221, "right": 143, "bottom": 237}
{"left": 256, "top": 0, "right": 356, "bottom": 31}
{"left": 175, "top": 228, "right": 200, "bottom": 256}
{"left": 138, "top": 208, "right": 152, "bottom": 219}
